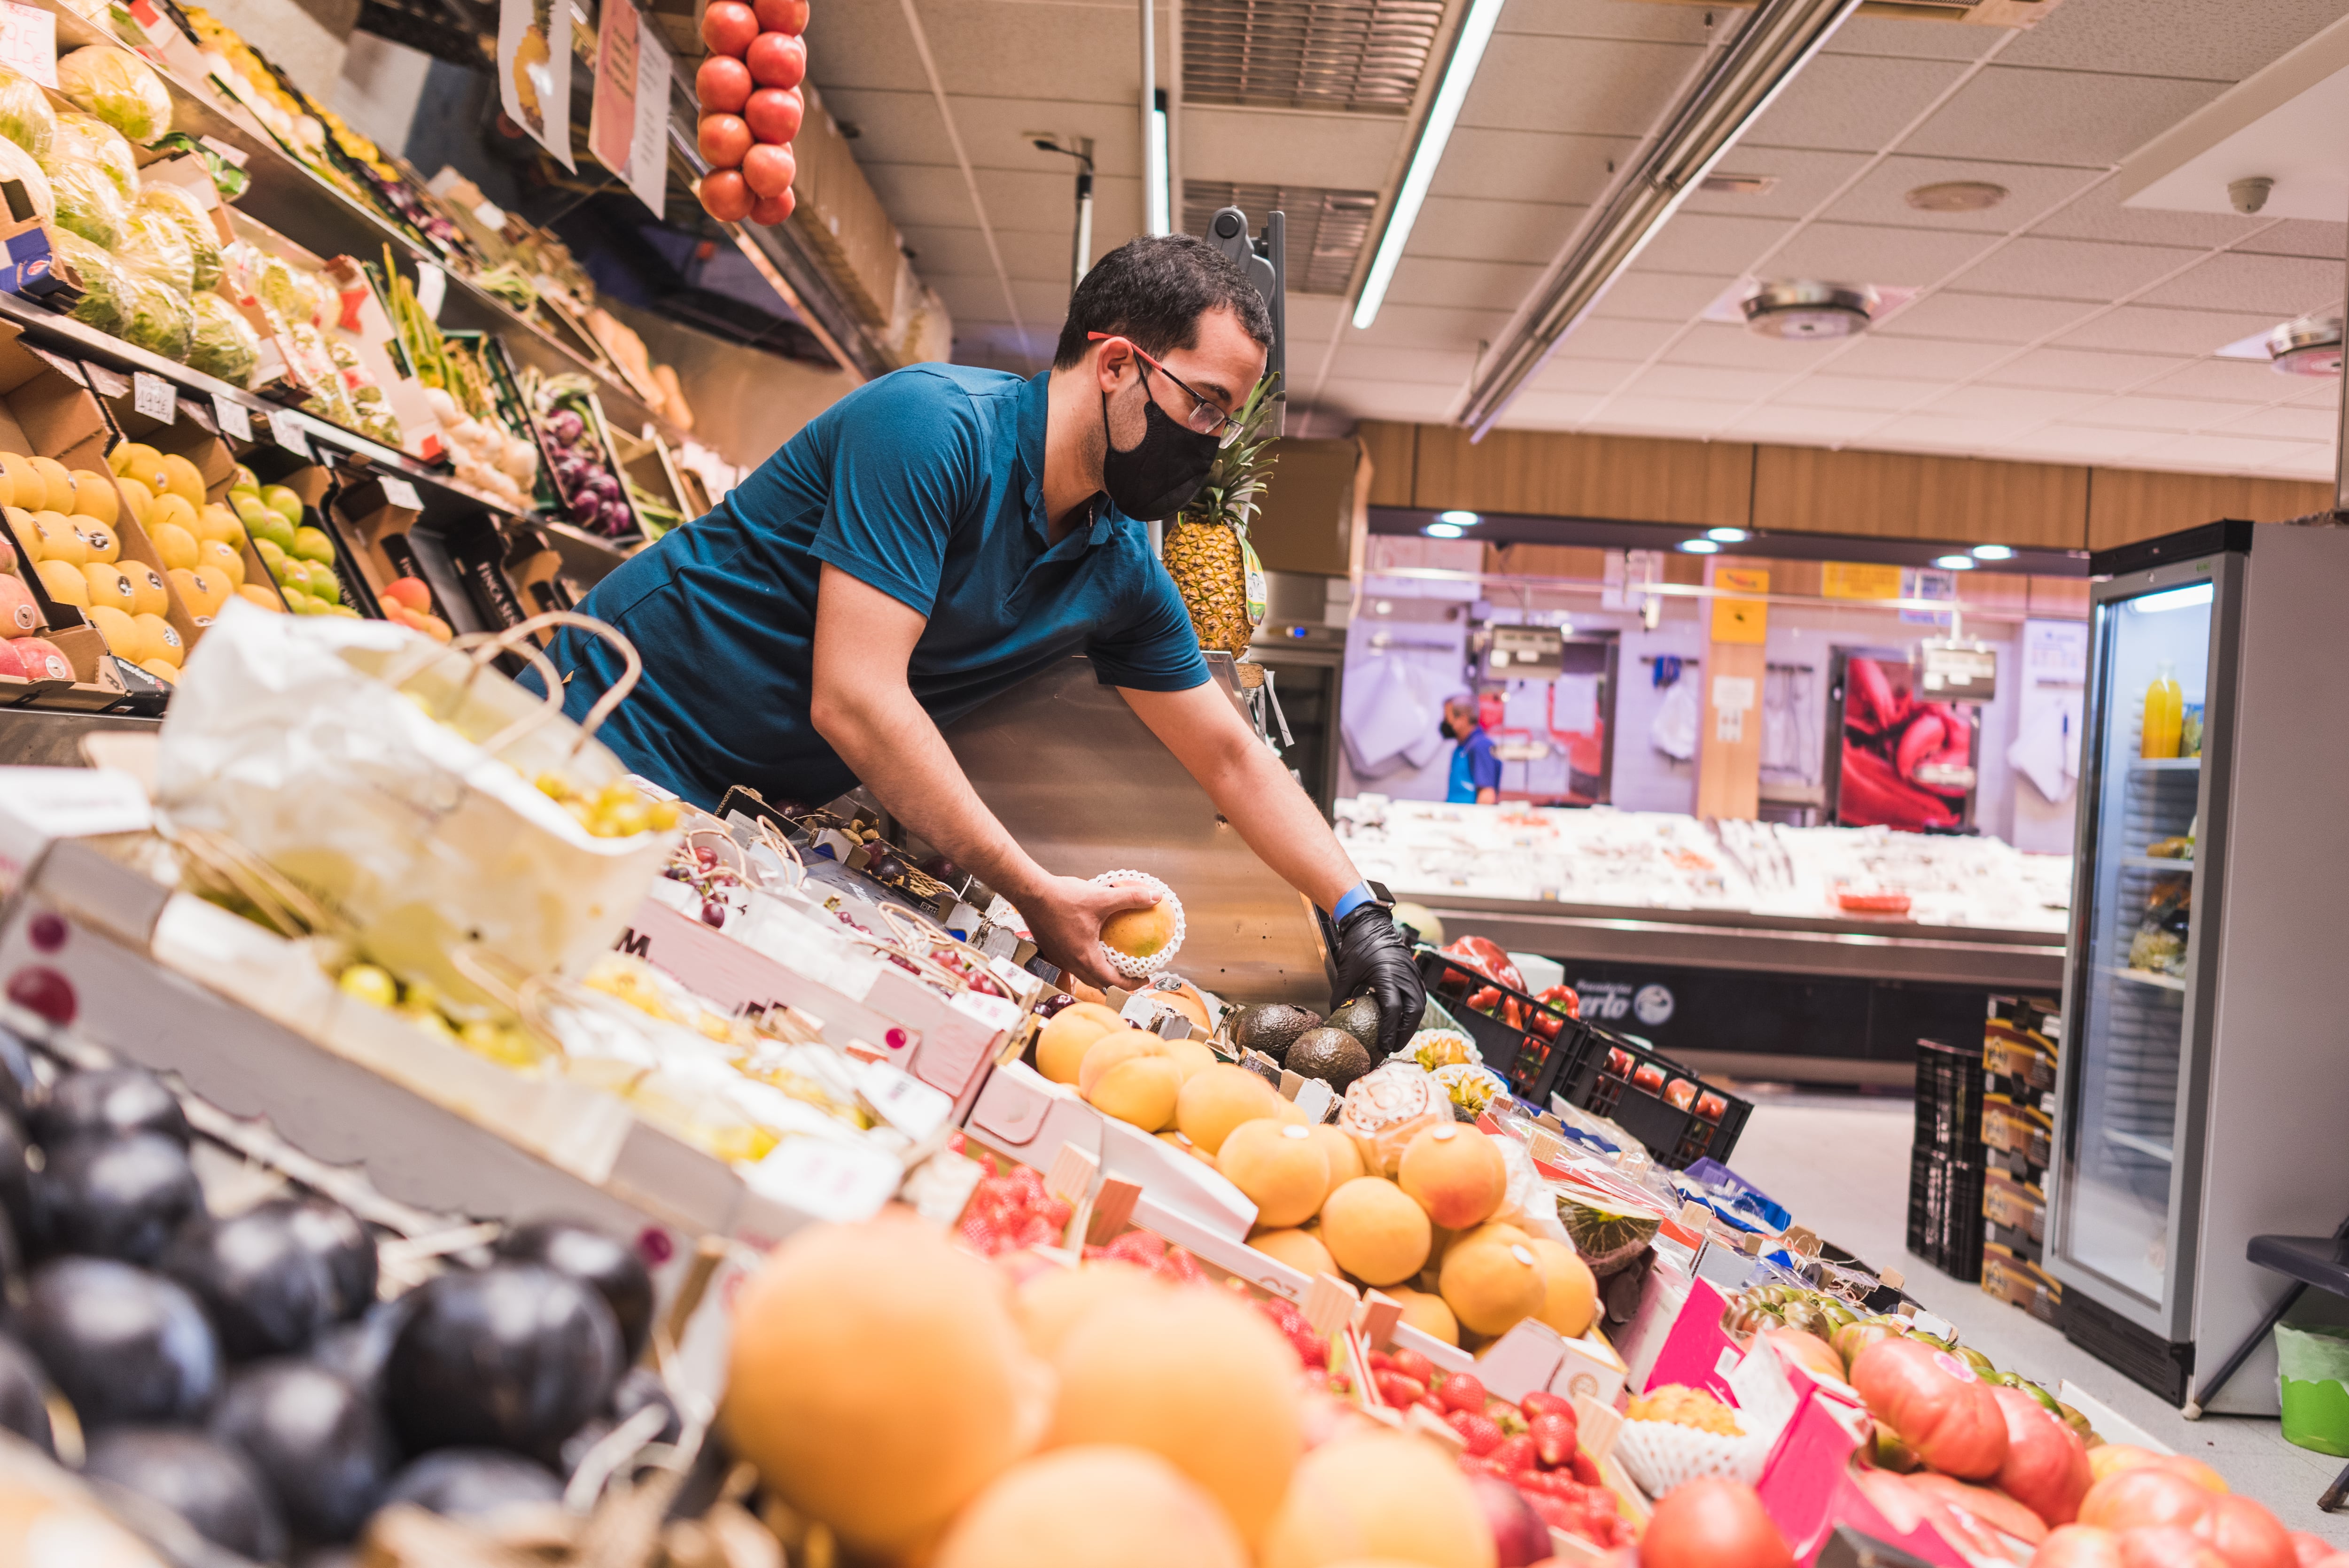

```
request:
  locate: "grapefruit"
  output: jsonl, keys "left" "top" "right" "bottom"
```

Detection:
{"left": 1014, "top": 1262, "right": 1168, "bottom": 1359}
{"left": 1037, "top": 1001, "right": 1124, "bottom": 1084}
{"left": 1318, "top": 1177, "right": 1431, "bottom": 1287}
{"left": 1250, "top": 1227, "right": 1337, "bottom": 1279}
{"left": 1176, "top": 1064, "right": 1284, "bottom": 1154}
{"left": 1103, "top": 896, "right": 1177, "bottom": 960}
{"left": 1525, "top": 1238, "right": 1597, "bottom": 1337}
{"left": 1398, "top": 1126, "right": 1507, "bottom": 1229}
{"left": 1219, "top": 1119, "right": 1331, "bottom": 1228}
{"left": 1385, "top": 1286, "right": 1459, "bottom": 1345}
{"left": 935, "top": 1444, "right": 1247, "bottom": 1568}
{"left": 1261, "top": 1429, "right": 1496, "bottom": 1568}
{"left": 1079, "top": 1030, "right": 1182, "bottom": 1131}
{"left": 1438, "top": 1239, "right": 1546, "bottom": 1337}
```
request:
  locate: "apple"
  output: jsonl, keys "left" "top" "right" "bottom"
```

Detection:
{"left": 11, "top": 638, "right": 70, "bottom": 682}
{"left": 0, "top": 640, "right": 23, "bottom": 678}
{"left": 382, "top": 576, "right": 433, "bottom": 614}
{"left": 742, "top": 141, "right": 794, "bottom": 199}
{"left": 697, "top": 54, "right": 752, "bottom": 115}
{"left": 745, "top": 86, "right": 802, "bottom": 144}
{"left": 699, "top": 170, "right": 753, "bottom": 222}
{"left": 753, "top": 0, "right": 808, "bottom": 33}
{"left": 746, "top": 31, "right": 805, "bottom": 89}
{"left": 700, "top": 0, "right": 758, "bottom": 55}
{"left": 0, "top": 573, "right": 37, "bottom": 634}
{"left": 748, "top": 190, "right": 794, "bottom": 226}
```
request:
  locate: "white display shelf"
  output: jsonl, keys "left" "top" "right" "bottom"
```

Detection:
{"left": 2129, "top": 757, "right": 2202, "bottom": 772}
{"left": 2102, "top": 964, "right": 2187, "bottom": 994}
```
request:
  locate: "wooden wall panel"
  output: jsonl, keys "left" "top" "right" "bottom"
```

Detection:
{"left": 1481, "top": 543, "right": 1608, "bottom": 581}
{"left": 2086, "top": 468, "right": 2334, "bottom": 550}
{"left": 2029, "top": 577, "right": 2091, "bottom": 619}
{"left": 1751, "top": 446, "right": 2088, "bottom": 547}
{"left": 1252, "top": 437, "right": 1363, "bottom": 576}
{"left": 1356, "top": 421, "right": 1417, "bottom": 509}
{"left": 1410, "top": 427, "right": 1753, "bottom": 529}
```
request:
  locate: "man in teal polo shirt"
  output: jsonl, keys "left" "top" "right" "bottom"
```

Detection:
{"left": 546, "top": 235, "right": 1423, "bottom": 1046}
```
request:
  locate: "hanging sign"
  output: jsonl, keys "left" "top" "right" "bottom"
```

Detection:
{"left": 0, "top": 3, "right": 54, "bottom": 88}
{"left": 1823, "top": 561, "right": 1902, "bottom": 601}
{"left": 1710, "top": 567, "right": 1769, "bottom": 644}
{"left": 497, "top": 0, "right": 575, "bottom": 171}
{"left": 589, "top": 0, "right": 674, "bottom": 215}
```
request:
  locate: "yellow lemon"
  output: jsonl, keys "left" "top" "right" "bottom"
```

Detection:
{"left": 80, "top": 563, "right": 136, "bottom": 615}
{"left": 187, "top": 566, "right": 233, "bottom": 618}
{"left": 148, "top": 492, "right": 197, "bottom": 537}
{"left": 116, "top": 476, "right": 152, "bottom": 525}
{"left": 69, "top": 470, "right": 117, "bottom": 526}
{"left": 110, "top": 442, "right": 168, "bottom": 496}
{"left": 157, "top": 453, "right": 205, "bottom": 508}
{"left": 73, "top": 517, "right": 117, "bottom": 564}
{"left": 124, "top": 561, "right": 168, "bottom": 618}
{"left": 33, "top": 559, "right": 86, "bottom": 607}
{"left": 29, "top": 512, "right": 83, "bottom": 566}
{"left": 195, "top": 504, "right": 246, "bottom": 549}
{"left": 235, "top": 582, "right": 287, "bottom": 613}
{"left": 137, "top": 657, "right": 177, "bottom": 685}
{"left": 198, "top": 539, "right": 245, "bottom": 586}
{"left": 152, "top": 522, "right": 198, "bottom": 572}
{"left": 86, "top": 603, "right": 137, "bottom": 653}
{"left": 132, "top": 613, "right": 183, "bottom": 667}
{"left": 26, "top": 457, "right": 74, "bottom": 514}
{"left": 0, "top": 453, "right": 39, "bottom": 509}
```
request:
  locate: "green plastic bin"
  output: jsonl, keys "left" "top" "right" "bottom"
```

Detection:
{"left": 2277, "top": 1322, "right": 2349, "bottom": 1456}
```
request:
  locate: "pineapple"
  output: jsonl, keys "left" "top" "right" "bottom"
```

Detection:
{"left": 1163, "top": 374, "right": 1279, "bottom": 657}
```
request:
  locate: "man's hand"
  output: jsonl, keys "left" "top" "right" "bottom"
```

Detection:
{"left": 1021, "top": 876, "right": 1160, "bottom": 991}
{"left": 1330, "top": 904, "right": 1425, "bottom": 1058}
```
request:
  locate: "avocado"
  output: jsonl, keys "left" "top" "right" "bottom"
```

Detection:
{"left": 1327, "top": 994, "right": 1385, "bottom": 1053}
{"left": 1231, "top": 1003, "right": 1321, "bottom": 1065}
{"left": 1286, "top": 1027, "right": 1374, "bottom": 1095}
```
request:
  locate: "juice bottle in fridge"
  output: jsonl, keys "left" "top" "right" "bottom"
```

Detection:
{"left": 2143, "top": 661, "right": 2183, "bottom": 759}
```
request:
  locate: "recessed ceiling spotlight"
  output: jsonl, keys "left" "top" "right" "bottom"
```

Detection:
{"left": 1424, "top": 522, "right": 1465, "bottom": 538}
{"left": 1708, "top": 527, "right": 1749, "bottom": 543}
{"left": 1906, "top": 180, "right": 2009, "bottom": 213}
{"left": 1700, "top": 174, "right": 1778, "bottom": 197}
{"left": 1932, "top": 554, "right": 1976, "bottom": 571}
{"left": 2266, "top": 314, "right": 2342, "bottom": 377}
{"left": 1437, "top": 510, "right": 1481, "bottom": 527}
{"left": 1972, "top": 544, "right": 2015, "bottom": 561}
{"left": 1679, "top": 538, "right": 1719, "bottom": 554}
{"left": 1742, "top": 280, "right": 1875, "bottom": 340}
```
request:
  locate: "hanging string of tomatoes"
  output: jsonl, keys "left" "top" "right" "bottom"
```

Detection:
{"left": 695, "top": 0, "right": 809, "bottom": 225}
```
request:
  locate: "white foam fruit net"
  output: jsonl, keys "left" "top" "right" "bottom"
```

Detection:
{"left": 1092, "top": 869, "right": 1185, "bottom": 979}
{"left": 1614, "top": 1417, "right": 1776, "bottom": 1496}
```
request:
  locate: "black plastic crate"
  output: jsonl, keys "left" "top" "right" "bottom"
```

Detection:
{"left": 1414, "top": 950, "right": 1591, "bottom": 1104}
{"left": 1906, "top": 1146, "right": 1985, "bottom": 1282}
{"left": 1913, "top": 1035, "right": 1985, "bottom": 1156}
{"left": 1553, "top": 1023, "right": 1751, "bottom": 1169}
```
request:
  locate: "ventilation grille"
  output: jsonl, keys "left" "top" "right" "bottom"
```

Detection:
{"left": 1182, "top": 0, "right": 1444, "bottom": 114}
{"left": 1184, "top": 182, "right": 1378, "bottom": 296}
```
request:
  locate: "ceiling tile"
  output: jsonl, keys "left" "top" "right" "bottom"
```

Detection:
{"left": 2007, "top": 424, "right": 2163, "bottom": 461}
{"left": 1326, "top": 345, "right": 1477, "bottom": 386}
{"left": 808, "top": 87, "right": 955, "bottom": 169}
{"left": 928, "top": 272, "right": 1019, "bottom": 326}
{"left": 1949, "top": 235, "right": 2205, "bottom": 303}
{"left": 1829, "top": 334, "right": 2016, "bottom": 381}
{"left": 1870, "top": 414, "right": 2038, "bottom": 451}
{"left": 863, "top": 160, "right": 983, "bottom": 230}
{"left": 1765, "top": 221, "right": 2001, "bottom": 287}
{"left": 2237, "top": 219, "right": 2349, "bottom": 260}
{"left": 1678, "top": 149, "right": 1873, "bottom": 222}
{"left": 1285, "top": 295, "right": 1350, "bottom": 340}
{"left": 1405, "top": 197, "right": 1585, "bottom": 265}
{"left": 1997, "top": 0, "right": 2349, "bottom": 82}
{"left": 2133, "top": 358, "right": 2309, "bottom": 401}
{"left": 900, "top": 224, "right": 1072, "bottom": 284}
{"left": 2289, "top": 378, "right": 2343, "bottom": 408}
{"left": 1626, "top": 363, "right": 1797, "bottom": 403}
{"left": 1742, "top": 54, "right": 1972, "bottom": 155}
{"left": 1496, "top": 390, "right": 1608, "bottom": 427}
{"left": 1905, "top": 68, "right": 2226, "bottom": 170}
{"left": 1594, "top": 270, "right": 1735, "bottom": 321}
{"left": 1385, "top": 256, "right": 1546, "bottom": 312}
{"left": 912, "top": 0, "right": 1143, "bottom": 103}
{"left": 2139, "top": 251, "right": 2345, "bottom": 316}
{"left": 1775, "top": 373, "right": 1944, "bottom": 412}
{"left": 1875, "top": 289, "right": 2098, "bottom": 343}
{"left": 1559, "top": 316, "right": 1687, "bottom": 360}
{"left": 2070, "top": 395, "right": 2270, "bottom": 433}
{"left": 1430, "top": 129, "right": 1637, "bottom": 204}
{"left": 1350, "top": 302, "right": 1517, "bottom": 349}
{"left": 2051, "top": 304, "right": 2282, "bottom": 355}
{"left": 2040, "top": 182, "right": 2263, "bottom": 249}
{"left": 1821, "top": 156, "right": 2104, "bottom": 235}
{"left": 1717, "top": 405, "right": 1891, "bottom": 441}
{"left": 1984, "top": 346, "right": 2191, "bottom": 392}
{"left": 1494, "top": 0, "right": 1714, "bottom": 42}
{"left": 1633, "top": 212, "right": 1798, "bottom": 278}
{"left": 2134, "top": 433, "right": 2323, "bottom": 472}
{"left": 2209, "top": 404, "right": 2341, "bottom": 442}
{"left": 1459, "top": 36, "right": 1707, "bottom": 137}
{"left": 1531, "top": 357, "right": 1641, "bottom": 395}
{"left": 803, "top": 0, "right": 923, "bottom": 93}
{"left": 1182, "top": 107, "right": 1407, "bottom": 190}
{"left": 1584, "top": 396, "right": 1748, "bottom": 436}
{"left": 1662, "top": 321, "right": 1844, "bottom": 371}
{"left": 2256, "top": 448, "right": 2336, "bottom": 479}
{"left": 1823, "top": 13, "right": 2007, "bottom": 62}
{"left": 1926, "top": 384, "right": 2104, "bottom": 422}
{"left": 969, "top": 167, "right": 1143, "bottom": 236}
{"left": 950, "top": 94, "right": 1139, "bottom": 173}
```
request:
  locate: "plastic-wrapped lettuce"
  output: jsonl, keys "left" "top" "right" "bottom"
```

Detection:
{"left": 118, "top": 270, "right": 194, "bottom": 361}
{"left": 116, "top": 207, "right": 195, "bottom": 296}
{"left": 0, "top": 65, "right": 54, "bottom": 164}
{"left": 56, "top": 47, "right": 171, "bottom": 146}
{"left": 255, "top": 253, "right": 325, "bottom": 327}
{"left": 50, "top": 111, "right": 138, "bottom": 198}
{"left": 54, "top": 229, "right": 125, "bottom": 335}
{"left": 135, "top": 184, "right": 221, "bottom": 290}
{"left": 46, "top": 155, "right": 125, "bottom": 249}
{"left": 0, "top": 137, "right": 53, "bottom": 226}
{"left": 187, "top": 291, "right": 259, "bottom": 387}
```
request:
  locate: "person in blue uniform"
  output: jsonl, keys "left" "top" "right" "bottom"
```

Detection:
{"left": 1443, "top": 694, "right": 1500, "bottom": 805}
{"left": 541, "top": 235, "right": 1422, "bottom": 1049}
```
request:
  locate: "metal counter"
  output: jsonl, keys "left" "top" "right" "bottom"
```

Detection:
{"left": 943, "top": 655, "right": 1330, "bottom": 1006}
{"left": 0, "top": 709, "right": 162, "bottom": 768}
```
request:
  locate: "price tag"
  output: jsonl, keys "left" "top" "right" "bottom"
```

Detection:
{"left": 380, "top": 476, "right": 422, "bottom": 512}
{"left": 414, "top": 262, "right": 445, "bottom": 322}
{"left": 132, "top": 372, "right": 176, "bottom": 424}
{"left": 210, "top": 394, "right": 251, "bottom": 442}
{"left": 855, "top": 1059, "right": 952, "bottom": 1141}
{"left": 197, "top": 134, "right": 249, "bottom": 170}
{"left": 744, "top": 1137, "right": 901, "bottom": 1225}
{"left": 268, "top": 408, "right": 311, "bottom": 458}
{"left": 0, "top": 3, "right": 56, "bottom": 89}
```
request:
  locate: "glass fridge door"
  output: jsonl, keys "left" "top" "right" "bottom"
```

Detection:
{"left": 2055, "top": 574, "right": 2220, "bottom": 1326}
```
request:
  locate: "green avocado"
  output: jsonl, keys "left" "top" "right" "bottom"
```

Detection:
{"left": 1230, "top": 1003, "right": 1321, "bottom": 1065}
{"left": 1327, "top": 994, "right": 1385, "bottom": 1053}
{"left": 1286, "top": 1026, "right": 1373, "bottom": 1094}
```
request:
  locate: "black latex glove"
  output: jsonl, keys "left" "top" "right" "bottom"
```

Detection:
{"left": 1330, "top": 903, "right": 1425, "bottom": 1060}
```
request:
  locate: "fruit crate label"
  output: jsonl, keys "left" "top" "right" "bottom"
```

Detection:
{"left": 0, "top": 3, "right": 54, "bottom": 88}
{"left": 268, "top": 409, "right": 310, "bottom": 458}
{"left": 854, "top": 1059, "right": 951, "bottom": 1141}
{"left": 132, "top": 372, "right": 175, "bottom": 423}
{"left": 379, "top": 476, "right": 423, "bottom": 512}
{"left": 1292, "top": 1077, "right": 1336, "bottom": 1125}
{"left": 745, "top": 1136, "right": 900, "bottom": 1225}
{"left": 210, "top": 394, "right": 251, "bottom": 442}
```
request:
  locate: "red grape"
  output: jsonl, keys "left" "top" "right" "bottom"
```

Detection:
{"left": 754, "top": 0, "right": 808, "bottom": 33}
{"left": 749, "top": 189, "right": 794, "bottom": 226}
{"left": 700, "top": 0, "right": 757, "bottom": 54}
{"left": 742, "top": 140, "right": 795, "bottom": 198}
{"left": 744, "top": 85, "right": 802, "bottom": 144}
{"left": 698, "top": 112, "right": 752, "bottom": 169}
{"left": 696, "top": 54, "right": 752, "bottom": 114}
{"left": 699, "top": 169, "right": 753, "bottom": 222}
{"left": 746, "top": 30, "right": 806, "bottom": 89}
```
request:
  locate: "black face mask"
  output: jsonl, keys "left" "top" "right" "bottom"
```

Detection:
{"left": 1100, "top": 380, "right": 1219, "bottom": 520}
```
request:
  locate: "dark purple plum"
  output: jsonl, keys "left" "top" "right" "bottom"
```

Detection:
{"left": 31, "top": 1067, "right": 191, "bottom": 1149}
{"left": 308, "top": 1297, "right": 411, "bottom": 1403}
{"left": 256, "top": 1197, "right": 376, "bottom": 1322}
{"left": 210, "top": 1358, "right": 398, "bottom": 1544}
{"left": 384, "top": 1263, "right": 621, "bottom": 1460}
{"left": 162, "top": 1208, "right": 339, "bottom": 1359}
{"left": 32, "top": 1133, "right": 201, "bottom": 1264}
{"left": 493, "top": 1221, "right": 652, "bottom": 1362}
{"left": 380, "top": 1448, "right": 563, "bottom": 1518}
{"left": 0, "top": 1330, "right": 53, "bottom": 1453}
{"left": 16, "top": 1257, "right": 218, "bottom": 1427}
{"left": 84, "top": 1426, "right": 285, "bottom": 1562}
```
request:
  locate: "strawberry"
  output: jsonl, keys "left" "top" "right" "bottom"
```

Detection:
{"left": 1105, "top": 1230, "right": 1166, "bottom": 1264}
{"left": 1018, "top": 1214, "right": 1060, "bottom": 1248}
{"left": 1446, "top": 1410, "right": 1504, "bottom": 1457}
{"left": 1328, "top": 1373, "right": 1352, "bottom": 1397}
{"left": 1570, "top": 1450, "right": 1600, "bottom": 1485}
{"left": 1461, "top": 1455, "right": 1513, "bottom": 1480}
{"left": 1041, "top": 1196, "right": 1073, "bottom": 1229}
{"left": 1531, "top": 1412, "right": 1577, "bottom": 1468}
{"left": 1161, "top": 1248, "right": 1202, "bottom": 1283}
{"left": 1289, "top": 1331, "right": 1327, "bottom": 1369}
{"left": 1416, "top": 1396, "right": 1446, "bottom": 1420}
{"left": 1520, "top": 1389, "right": 1573, "bottom": 1420}
{"left": 1376, "top": 1371, "right": 1427, "bottom": 1408}
{"left": 1491, "top": 1404, "right": 1528, "bottom": 1436}
{"left": 1437, "top": 1371, "right": 1486, "bottom": 1414}
{"left": 1010, "top": 1164, "right": 1047, "bottom": 1200}
{"left": 1369, "top": 1350, "right": 1396, "bottom": 1373}
{"left": 1525, "top": 1491, "right": 1577, "bottom": 1531}
{"left": 1391, "top": 1347, "right": 1435, "bottom": 1385}
{"left": 1491, "top": 1435, "right": 1538, "bottom": 1473}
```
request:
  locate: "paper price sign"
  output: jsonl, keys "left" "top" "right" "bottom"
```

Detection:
{"left": 268, "top": 409, "right": 311, "bottom": 458}
{"left": 132, "top": 372, "right": 176, "bottom": 424}
{"left": 0, "top": 3, "right": 56, "bottom": 88}
{"left": 210, "top": 394, "right": 251, "bottom": 442}
{"left": 380, "top": 476, "right": 422, "bottom": 512}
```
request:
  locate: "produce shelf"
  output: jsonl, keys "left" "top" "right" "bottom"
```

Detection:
{"left": 2102, "top": 965, "right": 2187, "bottom": 993}
{"left": 2117, "top": 854, "right": 2195, "bottom": 871}
{"left": 2104, "top": 1127, "right": 2176, "bottom": 1164}
{"left": 2129, "top": 757, "right": 2202, "bottom": 772}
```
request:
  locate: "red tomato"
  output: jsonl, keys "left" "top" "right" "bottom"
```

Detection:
{"left": 1632, "top": 1063, "right": 1666, "bottom": 1093}
{"left": 742, "top": 141, "right": 796, "bottom": 198}
{"left": 1760, "top": 1327, "right": 1847, "bottom": 1388}
{"left": 2037, "top": 1525, "right": 2127, "bottom": 1568}
{"left": 748, "top": 189, "right": 794, "bottom": 225}
{"left": 1606, "top": 1048, "right": 1633, "bottom": 1078}
{"left": 696, "top": 54, "right": 752, "bottom": 114}
{"left": 700, "top": 0, "right": 758, "bottom": 55}
{"left": 754, "top": 0, "right": 809, "bottom": 32}
{"left": 1696, "top": 1091, "right": 1728, "bottom": 1122}
{"left": 2120, "top": 1528, "right": 2232, "bottom": 1568}
{"left": 698, "top": 169, "right": 753, "bottom": 222}
{"left": 747, "top": 30, "right": 807, "bottom": 88}
{"left": 2158, "top": 1458, "right": 2230, "bottom": 1496}
{"left": 2288, "top": 1533, "right": 2332, "bottom": 1568}
{"left": 1640, "top": 1478, "right": 1793, "bottom": 1568}
{"left": 2080, "top": 1468, "right": 2216, "bottom": 1534}
{"left": 746, "top": 85, "right": 803, "bottom": 144}
{"left": 1850, "top": 1338, "right": 2009, "bottom": 1481}
{"left": 2194, "top": 1497, "right": 2293, "bottom": 1568}
{"left": 1665, "top": 1078, "right": 1696, "bottom": 1110}
{"left": 1991, "top": 1385, "right": 2092, "bottom": 1528}
{"left": 698, "top": 113, "right": 752, "bottom": 169}
{"left": 1905, "top": 1471, "right": 2050, "bottom": 1545}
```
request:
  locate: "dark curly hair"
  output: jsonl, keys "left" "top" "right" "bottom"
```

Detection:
{"left": 1052, "top": 233, "right": 1274, "bottom": 369}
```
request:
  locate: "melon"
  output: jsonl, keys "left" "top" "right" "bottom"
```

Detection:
{"left": 720, "top": 1216, "right": 1050, "bottom": 1560}
{"left": 1177, "top": 1066, "right": 1285, "bottom": 1154}
{"left": 1386, "top": 1286, "right": 1459, "bottom": 1346}
{"left": 1081, "top": 1031, "right": 1182, "bottom": 1130}
{"left": 1250, "top": 1227, "right": 1337, "bottom": 1279}
{"left": 1103, "top": 898, "right": 1177, "bottom": 960}
{"left": 1438, "top": 1240, "right": 1547, "bottom": 1338}
{"left": 1525, "top": 1238, "right": 1598, "bottom": 1337}
{"left": 1038, "top": 1002, "right": 1126, "bottom": 1084}
{"left": 1015, "top": 1263, "right": 1168, "bottom": 1360}
{"left": 1318, "top": 1178, "right": 1431, "bottom": 1288}
{"left": 1260, "top": 1429, "right": 1497, "bottom": 1568}
{"left": 937, "top": 1444, "right": 1247, "bottom": 1568}
{"left": 1308, "top": 1125, "right": 1367, "bottom": 1186}
{"left": 1398, "top": 1126, "right": 1507, "bottom": 1230}
{"left": 1557, "top": 1196, "right": 1660, "bottom": 1276}
{"left": 1218, "top": 1119, "right": 1331, "bottom": 1229}
{"left": 1047, "top": 1283, "right": 1302, "bottom": 1542}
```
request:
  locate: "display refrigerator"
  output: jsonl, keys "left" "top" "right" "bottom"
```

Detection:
{"left": 2048, "top": 519, "right": 2349, "bottom": 1413}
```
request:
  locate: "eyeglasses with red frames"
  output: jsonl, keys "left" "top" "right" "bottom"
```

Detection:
{"left": 1088, "top": 332, "right": 1244, "bottom": 447}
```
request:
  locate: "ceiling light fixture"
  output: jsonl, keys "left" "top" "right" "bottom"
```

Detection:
{"left": 1438, "top": 510, "right": 1481, "bottom": 527}
{"left": 1700, "top": 174, "right": 1779, "bottom": 196}
{"left": 1680, "top": 538, "right": 1720, "bottom": 554}
{"left": 1932, "top": 555, "right": 1976, "bottom": 571}
{"left": 1350, "top": 0, "right": 1509, "bottom": 330}
{"left": 1971, "top": 544, "right": 2015, "bottom": 561}
{"left": 1423, "top": 521, "right": 1465, "bottom": 538}
{"left": 1708, "top": 527, "right": 1750, "bottom": 542}
{"left": 1742, "top": 280, "right": 1875, "bottom": 339}
{"left": 1147, "top": 90, "right": 1172, "bottom": 237}
{"left": 2266, "top": 314, "right": 2342, "bottom": 377}
{"left": 1906, "top": 180, "right": 2008, "bottom": 213}
{"left": 1456, "top": 0, "right": 1863, "bottom": 433}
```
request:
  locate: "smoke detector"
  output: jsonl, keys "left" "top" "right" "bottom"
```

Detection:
{"left": 2266, "top": 314, "right": 2342, "bottom": 377}
{"left": 1906, "top": 180, "right": 2008, "bottom": 213}
{"left": 1741, "top": 280, "right": 1876, "bottom": 340}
